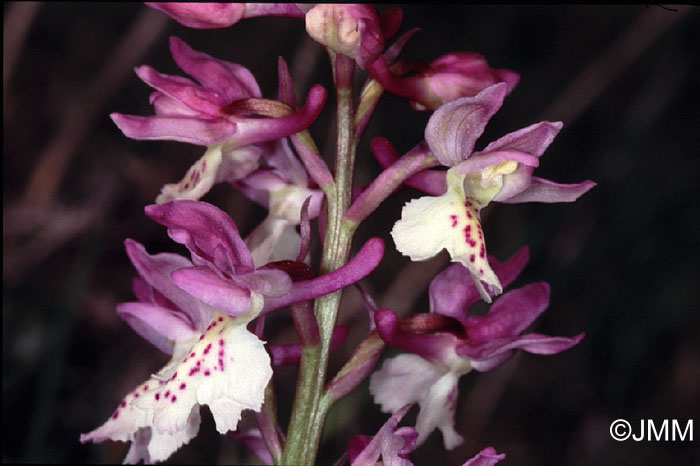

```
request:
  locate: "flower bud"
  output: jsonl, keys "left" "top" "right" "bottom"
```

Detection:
{"left": 305, "top": 4, "right": 384, "bottom": 68}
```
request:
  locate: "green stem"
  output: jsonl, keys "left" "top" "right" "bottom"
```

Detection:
{"left": 281, "top": 52, "right": 357, "bottom": 466}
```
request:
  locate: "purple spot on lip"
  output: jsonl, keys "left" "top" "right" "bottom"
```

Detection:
{"left": 450, "top": 215, "right": 458, "bottom": 227}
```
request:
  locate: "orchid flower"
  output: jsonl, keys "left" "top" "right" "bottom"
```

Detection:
{"left": 146, "top": 3, "right": 305, "bottom": 29}
{"left": 81, "top": 200, "right": 385, "bottom": 463}
{"left": 111, "top": 36, "right": 326, "bottom": 149}
{"left": 235, "top": 139, "right": 323, "bottom": 265}
{"left": 157, "top": 137, "right": 324, "bottom": 266}
{"left": 391, "top": 82, "right": 595, "bottom": 302}
{"left": 368, "top": 51, "right": 520, "bottom": 111}
{"left": 369, "top": 247, "right": 584, "bottom": 449}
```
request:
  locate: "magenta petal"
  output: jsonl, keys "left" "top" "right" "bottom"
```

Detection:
{"left": 459, "top": 333, "right": 585, "bottom": 372}
{"left": 230, "top": 84, "right": 327, "bottom": 148}
{"left": 464, "top": 283, "right": 550, "bottom": 342}
{"left": 462, "top": 446, "right": 506, "bottom": 466}
{"left": 425, "top": 83, "right": 507, "bottom": 167}
{"left": 171, "top": 267, "right": 253, "bottom": 317}
{"left": 169, "top": 37, "right": 261, "bottom": 101}
{"left": 124, "top": 239, "right": 213, "bottom": 330}
{"left": 146, "top": 3, "right": 246, "bottom": 29}
{"left": 117, "top": 302, "right": 198, "bottom": 354}
{"left": 110, "top": 113, "right": 235, "bottom": 146}
{"left": 481, "top": 121, "right": 563, "bottom": 157}
{"left": 134, "top": 65, "right": 225, "bottom": 114}
{"left": 429, "top": 247, "right": 530, "bottom": 324}
{"left": 145, "top": 200, "right": 254, "bottom": 273}
{"left": 500, "top": 177, "right": 597, "bottom": 204}
{"left": 262, "top": 237, "right": 385, "bottom": 313}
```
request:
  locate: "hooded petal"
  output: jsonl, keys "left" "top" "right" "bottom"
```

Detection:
{"left": 134, "top": 65, "right": 226, "bottom": 115}
{"left": 425, "top": 84, "right": 507, "bottom": 167}
{"left": 169, "top": 36, "right": 261, "bottom": 101}
{"left": 480, "top": 121, "right": 563, "bottom": 157}
{"left": 391, "top": 168, "right": 501, "bottom": 301}
{"left": 463, "top": 283, "right": 550, "bottom": 343}
{"left": 145, "top": 200, "right": 255, "bottom": 273}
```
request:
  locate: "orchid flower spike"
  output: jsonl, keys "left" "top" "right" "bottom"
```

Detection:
{"left": 370, "top": 248, "right": 584, "bottom": 449}
{"left": 391, "top": 83, "right": 595, "bottom": 302}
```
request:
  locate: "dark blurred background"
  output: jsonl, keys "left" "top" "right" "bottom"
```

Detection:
{"left": 3, "top": 4, "right": 698, "bottom": 465}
